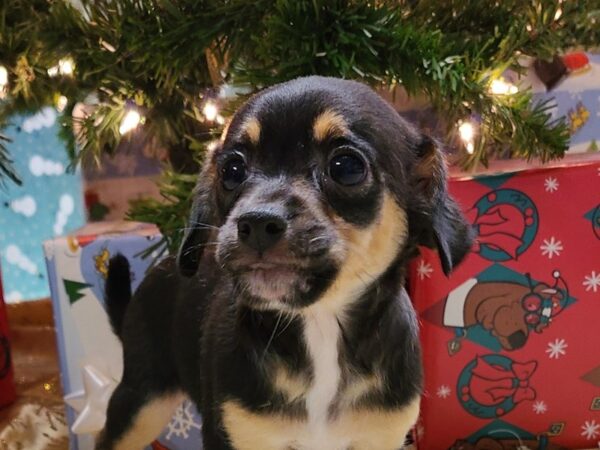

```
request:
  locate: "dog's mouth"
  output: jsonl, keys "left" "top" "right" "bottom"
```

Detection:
{"left": 245, "top": 262, "right": 298, "bottom": 282}
{"left": 232, "top": 260, "right": 308, "bottom": 305}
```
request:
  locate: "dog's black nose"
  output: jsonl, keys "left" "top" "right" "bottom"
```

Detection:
{"left": 507, "top": 330, "right": 527, "bottom": 349}
{"left": 237, "top": 212, "right": 287, "bottom": 253}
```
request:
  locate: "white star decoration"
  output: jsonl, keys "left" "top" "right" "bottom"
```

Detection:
{"left": 583, "top": 271, "right": 600, "bottom": 293}
{"left": 540, "top": 237, "right": 563, "bottom": 259}
{"left": 436, "top": 385, "right": 451, "bottom": 399}
{"left": 546, "top": 338, "right": 568, "bottom": 359}
{"left": 532, "top": 400, "right": 547, "bottom": 414}
{"left": 64, "top": 364, "right": 117, "bottom": 435}
{"left": 544, "top": 176, "right": 559, "bottom": 193}
{"left": 581, "top": 420, "right": 600, "bottom": 440}
{"left": 416, "top": 259, "right": 433, "bottom": 280}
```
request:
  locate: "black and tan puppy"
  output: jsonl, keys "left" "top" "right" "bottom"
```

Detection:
{"left": 97, "top": 76, "right": 472, "bottom": 450}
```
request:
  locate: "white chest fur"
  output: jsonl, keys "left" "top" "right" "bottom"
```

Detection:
{"left": 302, "top": 305, "right": 343, "bottom": 446}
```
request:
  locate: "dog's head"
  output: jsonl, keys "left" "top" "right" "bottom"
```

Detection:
{"left": 178, "top": 76, "right": 472, "bottom": 310}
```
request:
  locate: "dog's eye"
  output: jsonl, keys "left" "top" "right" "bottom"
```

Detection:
{"left": 328, "top": 152, "right": 367, "bottom": 186}
{"left": 221, "top": 157, "right": 247, "bottom": 190}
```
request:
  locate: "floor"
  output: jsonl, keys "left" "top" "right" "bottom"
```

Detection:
{"left": 0, "top": 299, "right": 69, "bottom": 449}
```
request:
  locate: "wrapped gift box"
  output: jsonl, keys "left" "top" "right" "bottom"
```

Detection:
{"left": 528, "top": 52, "right": 600, "bottom": 155}
{"left": 43, "top": 221, "right": 203, "bottom": 450}
{"left": 409, "top": 155, "right": 600, "bottom": 449}
{"left": 0, "top": 108, "right": 85, "bottom": 303}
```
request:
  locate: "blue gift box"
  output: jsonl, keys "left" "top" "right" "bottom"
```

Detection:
{"left": 43, "top": 221, "right": 203, "bottom": 450}
{"left": 0, "top": 108, "right": 85, "bottom": 302}
{"left": 528, "top": 52, "right": 600, "bottom": 154}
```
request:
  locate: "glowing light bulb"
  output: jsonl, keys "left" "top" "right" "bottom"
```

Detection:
{"left": 59, "top": 58, "right": 74, "bottom": 76}
{"left": 56, "top": 95, "right": 68, "bottom": 112}
{"left": 0, "top": 65, "right": 7, "bottom": 98}
{"left": 203, "top": 101, "right": 218, "bottom": 121}
{"left": 0, "top": 65, "right": 8, "bottom": 86}
{"left": 554, "top": 8, "right": 562, "bottom": 21}
{"left": 458, "top": 121, "right": 475, "bottom": 142}
{"left": 216, "top": 114, "right": 225, "bottom": 125}
{"left": 458, "top": 120, "right": 477, "bottom": 154}
{"left": 119, "top": 110, "right": 142, "bottom": 135}
{"left": 489, "top": 78, "right": 518, "bottom": 95}
{"left": 48, "top": 57, "right": 75, "bottom": 77}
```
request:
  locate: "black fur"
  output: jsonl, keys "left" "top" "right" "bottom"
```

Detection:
{"left": 98, "top": 76, "right": 472, "bottom": 450}
{"left": 104, "top": 253, "right": 131, "bottom": 338}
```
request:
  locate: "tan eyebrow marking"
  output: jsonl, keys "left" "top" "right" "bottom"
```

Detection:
{"left": 313, "top": 109, "right": 349, "bottom": 142}
{"left": 240, "top": 117, "right": 261, "bottom": 146}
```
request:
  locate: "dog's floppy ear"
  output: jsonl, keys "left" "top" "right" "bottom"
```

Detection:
{"left": 177, "top": 167, "right": 216, "bottom": 277}
{"left": 411, "top": 135, "right": 473, "bottom": 275}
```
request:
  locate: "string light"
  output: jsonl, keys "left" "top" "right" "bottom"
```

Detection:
{"left": 56, "top": 95, "right": 68, "bottom": 112}
{"left": 59, "top": 58, "right": 74, "bottom": 75}
{"left": 202, "top": 101, "right": 218, "bottom": 122}
{"left": 554, "top": 8, "right": 563, "bottom": 21}
{"left": 216, "top": 114, "right": 225, "bottom": 125}
{"left": 489, "top": 78, "right": 518, "bottom": 95}
{"left": 458, "top": 120, "right": 476, "bottom": 154}
{"left": 48, "top": 57, "right": 75, "bottom": 77}
{"left": 0, "top": 65, "right": 8, "bottom": 99}
{"left": 119, "top": 109, "right": 142, "bottom": 135}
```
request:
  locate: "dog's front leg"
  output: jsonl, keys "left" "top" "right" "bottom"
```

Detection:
{"left": 95, "top": 382, "right": 185, "bottom": 450}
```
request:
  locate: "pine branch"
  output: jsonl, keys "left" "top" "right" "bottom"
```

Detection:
{"left": 1, "top": 0, "right": 599, "bottom": 232}
{"left": 127, "top": 165, "right": 198, "bottom": 254}
{"left": 0, "top": 132, "right": 21, "bottom": 188}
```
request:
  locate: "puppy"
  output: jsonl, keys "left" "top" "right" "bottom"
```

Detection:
{"left": 97, "top": 76, "right": 472, "bottom": 450}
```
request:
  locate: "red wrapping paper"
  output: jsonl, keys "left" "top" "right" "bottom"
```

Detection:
{"left": 0, "top": 264, "right": 17, "bottom": 408}
{"left": 410, "top": 159, "right": 600, "bottom": 449}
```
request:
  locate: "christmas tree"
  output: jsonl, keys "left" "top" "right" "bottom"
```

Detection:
{"left": 1, "top": 0, "right": 599, "bottom": 251}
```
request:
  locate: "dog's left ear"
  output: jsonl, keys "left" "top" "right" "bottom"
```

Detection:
{"left": 410, "top": 135, "right": 473, "bottom": 275}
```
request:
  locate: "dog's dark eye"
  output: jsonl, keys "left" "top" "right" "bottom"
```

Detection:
{"left": 221, "top": 157, "right": 247, "bottom": 190}
{"left": 328, "top": 153, "right": 367, "bottom": 186}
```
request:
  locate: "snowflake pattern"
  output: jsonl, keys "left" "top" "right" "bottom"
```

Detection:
{"left": 416, "top": 259, "right": 433, "bottom": 280}
{"left": 166, "top": 400, "right": 202, "bottom": 440}
{"left": 532, "top": 400, "right": 547, "bottom": 414}
{"left": 540, "top": 237, "right": 563, "bottom": 259}
{"left": 583, "top": 271, "right": 600, "bottom": 293}
{"left": 581, "top": 420, "right": 600, "bottom": 440}
{"left": 546, "top": 338, "right": 568, "bottom": 359}
{"left": 436, "top": 385, "right": 451, "bottom": 399}
{"left": 544, "top": 176, "right": 559, "bottom": 193}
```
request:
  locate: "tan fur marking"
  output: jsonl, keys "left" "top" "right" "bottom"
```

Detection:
{"left": 335, "top": 396, "right": 421, "bottom": 450}
{"left": 339, "top": 374, "right": 384, "bottom": 408}
{"left": 313, "top": 110, "right": 349, "bottom": 142}
{"left": 273, "top": 365, "right": 310, "bottom": 403}
{"left": 318, "top": 192, "right": 408, "bottom": 312}
{"left": 114, "top": 393, "right": 185, "bottom": 450}
{"left": 241, "top": 117, "right": 261, "bottom": 145}
{"left": 222, "top": 401, "right": 302, "bottom": 450}
{"left": 222, "top": 396, "right": 420, "bottom": 450}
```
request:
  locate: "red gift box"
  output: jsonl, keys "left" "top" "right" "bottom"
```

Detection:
{"left": 410, "top": 156, "right": 600, "bottom": 449}
{"left": 0, "top": 264, "right": 17, "bottom": 408}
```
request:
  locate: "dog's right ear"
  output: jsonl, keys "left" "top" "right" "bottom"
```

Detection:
{"left": 177, "top": 164, "right": 217, "bottom": 277}
{"left": 410, "top": 135, "right": 473, "bottom": 276}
